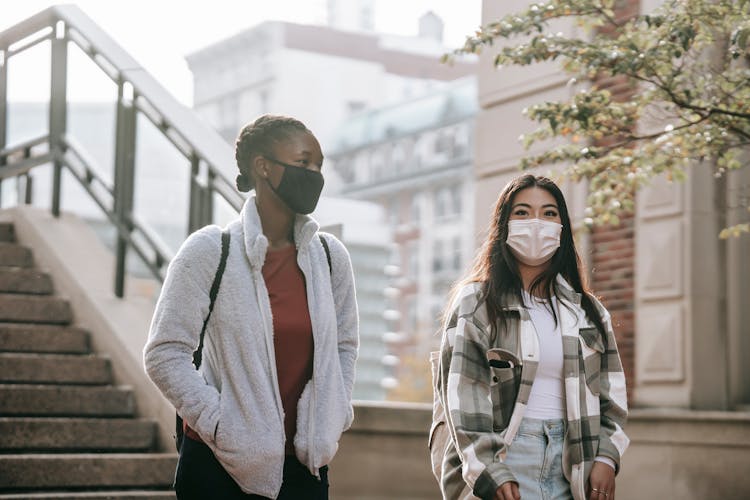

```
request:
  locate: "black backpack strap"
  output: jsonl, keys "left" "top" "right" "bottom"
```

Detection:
{"left": 193, "top": 228, "right": 231, "bottom": 369}
{"left": 319, "top": 233, "right": 332, "bottom": 276}
{"left": 176, "top": 228, "right": 230, "bottom": 451}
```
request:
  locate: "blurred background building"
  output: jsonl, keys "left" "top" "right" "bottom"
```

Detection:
{"left": 327, "top": 76, "right": 477, "bottom": 400}
{"left": 184, "top": 5, "right": 474, "bottom": 181}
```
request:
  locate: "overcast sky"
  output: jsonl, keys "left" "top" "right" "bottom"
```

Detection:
{"left": 1, "top": 0, "right": 481, "bottom": 104}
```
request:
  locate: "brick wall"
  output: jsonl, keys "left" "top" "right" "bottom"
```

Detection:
{"left": 589, "top": 0, "right": 640, "bottom": 403}
{"left": 590, "top": 217, "right": 635, "bottom": 402}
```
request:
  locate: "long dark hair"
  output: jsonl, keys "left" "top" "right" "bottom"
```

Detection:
{"left": 444, "top": 174, "right": 606, "bottom": 336}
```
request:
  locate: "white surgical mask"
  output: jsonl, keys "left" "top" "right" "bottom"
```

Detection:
{"left": 506, "top": 218, "right": 562, "bottom": 266}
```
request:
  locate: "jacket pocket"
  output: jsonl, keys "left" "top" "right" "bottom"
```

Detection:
{"left": 579, "top": 326, "right": 604, "bottom": 396}
{"left": 487, "top": 348, "right": 521, "bottom": 431}
{"left": 212, "top": 394, "right": 229, "bottom": 451}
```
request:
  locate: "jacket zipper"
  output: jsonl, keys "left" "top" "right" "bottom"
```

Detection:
{"left": 252, "top": 269, "right": 286, "bottom": 454}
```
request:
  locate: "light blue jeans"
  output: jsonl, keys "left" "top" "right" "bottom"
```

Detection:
{"left": 503, "top": 418, "right": 573, "bottom": 500}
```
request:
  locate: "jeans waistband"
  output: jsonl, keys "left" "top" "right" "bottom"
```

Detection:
{"left": 517, "top": 417, "right": 566, "bottom": 439}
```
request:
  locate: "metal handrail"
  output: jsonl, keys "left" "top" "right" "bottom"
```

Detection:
{"left": 0, "top": 4, "right": 244, "bottom": 296}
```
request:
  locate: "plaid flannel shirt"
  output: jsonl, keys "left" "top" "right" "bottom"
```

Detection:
{"left": 434, "top": 276, "right": 629, "bottom": 500}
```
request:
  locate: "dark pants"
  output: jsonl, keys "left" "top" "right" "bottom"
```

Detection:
{"left": 174, "top": 436, "right": 329, "bottom": 500}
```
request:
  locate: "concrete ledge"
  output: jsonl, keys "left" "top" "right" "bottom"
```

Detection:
{"left": 349, "top": 400, "right": 432, "bottom": 434}
{"left": 619, "top": 408, "right": 750, "bottom": 499}
{"left": 331, "top": 403, "right": 750, "bottom": 499}
{"left": 331, "top": 402, "right": 437, "bottom": 500}
{"left": 627, "top": 408, "right": 750, "bottom": 447}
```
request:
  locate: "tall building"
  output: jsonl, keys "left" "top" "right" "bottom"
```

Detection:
{"left": 313, "top": 197, "right": 392, "bottom": 400}
{"left": 327, "top": 77, "right": 478, "bottom": 399}
{"left": 184, "top": 18, "right": 475, "bottom": 153}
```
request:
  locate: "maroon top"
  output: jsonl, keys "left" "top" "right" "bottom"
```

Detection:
{"left": 185, "top": 244, "right": 314, "bottom": 456}
{"left": 262, "top": 244, "right": 314, "bottom": 456}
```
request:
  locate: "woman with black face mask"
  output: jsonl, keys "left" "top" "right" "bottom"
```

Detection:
{"left": 144, "top": 115, "right": 359, "bottom": 499}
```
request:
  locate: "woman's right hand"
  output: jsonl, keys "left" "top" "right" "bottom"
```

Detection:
{"left": 495, "top": 481, "right": 520, "bottom": 500}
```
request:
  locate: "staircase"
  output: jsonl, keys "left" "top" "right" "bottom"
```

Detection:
{"left": 0, "top": 222, "right": 177, "bottom": 499}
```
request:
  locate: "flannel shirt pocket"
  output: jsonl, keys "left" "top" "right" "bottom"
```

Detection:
{"left": 579, "top": 326, "right": 604, "bottom": 396}
{"left": 487, "top": 348, "right": 521, "bottom": 431}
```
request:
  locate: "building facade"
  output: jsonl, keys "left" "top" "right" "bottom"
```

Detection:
{"left": 474, "top": 0, "right": 750, "bottom": 415}
{"left": 184, "top": 18, "right": 475, "bottom": 152}
{"left": 312, "top": 197, "right": 392, "bottom": 400}
{"left": 328, "top": 77, "right": 477, "bottom": 400}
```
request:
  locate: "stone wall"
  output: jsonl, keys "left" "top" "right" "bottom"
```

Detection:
{"left": 331, "top": 403, "right": 750, "bottom": 499}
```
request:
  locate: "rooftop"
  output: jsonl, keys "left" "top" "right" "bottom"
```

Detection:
{"left": 329, "top": 76, "right": 477, "bottom": 154}
{"left": 185, "top": 20, "right": 475, "bottom": 82}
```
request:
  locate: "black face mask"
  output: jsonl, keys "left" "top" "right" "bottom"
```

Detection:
{"left": 265, "top": 157, "right": 324, "bottom": 214}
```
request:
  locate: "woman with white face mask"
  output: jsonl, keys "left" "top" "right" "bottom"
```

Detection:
{"left": 430, "top": 175, "right": 629, "bottom": 500}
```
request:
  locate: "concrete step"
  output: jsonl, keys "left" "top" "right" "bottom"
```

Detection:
{"left": 0, "top": 453, "right": 178, "bottom": 490}
{"left": 0, "top": 417, "right": 157, "bottom": 452}
{"left": 0, "top": 323, "right": 90, "bottom": 354}
{"left": 0, "top": 294, "right": 72, "bottom": 324}
{"left": 0, "top": 353, "right": 111, "bottom": 385}
{"left": 0, "top": 492, "right": 175, "bottom": 499}
{"left": 0, "top": 223, "right": 14, "bottom": 243}
{"left": 0, "top": 243, "right": 32, "bottom": 268}
{"left": 0, "top": 385, "right": 135, "bottom": 417}
{"left": 0, "top": 268, "right": 53, "bottom": 294}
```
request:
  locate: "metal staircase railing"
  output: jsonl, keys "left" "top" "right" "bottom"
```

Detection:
{"left": 0, "top": 5, "right": 244, "bottom": 297}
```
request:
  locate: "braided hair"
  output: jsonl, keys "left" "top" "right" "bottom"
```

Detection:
{"left": 234, "top": 114, "right": 310, "bottom": 192}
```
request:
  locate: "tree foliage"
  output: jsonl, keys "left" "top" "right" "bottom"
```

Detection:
{"left": 449, "top": 0, "right": 750, "bottom": 235}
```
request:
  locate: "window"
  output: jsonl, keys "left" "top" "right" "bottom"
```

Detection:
{"left": 369, "top": 150, "right": 384, "bottom": 181}
{"left": 451, "top": 184, "right": 462, "bottom": 217}
{"left": 434, "top": 130, "right": 454, "bottom": 155}
{"left": 406, "top": 295, "right": 418, "bottom": 336}
{"left": 410, "top": 193, "right": 421, "bottom": 225}
{"left": 391, "top": 143, "right": 405, "bottom": 171}
{"left": 388, "top": 197, "right": 401, "bottom": 227}
{"left": 452, "top": 236, "right": 462, "bottom": 271}
{"left": 432, "top": 239, "right": 444, "bottom": 272}
{"left": 434, "top": 185, "right": 463, "bottom": 220}
{"left": 408, "top": 241, "right": 419, "bottom": 281}
{"left": 335, "top": 154, "right": 357, "bottom": 184}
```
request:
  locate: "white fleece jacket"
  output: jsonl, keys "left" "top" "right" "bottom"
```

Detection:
{"left": 143, "top": 195, "right": 359, "bottom": 497}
